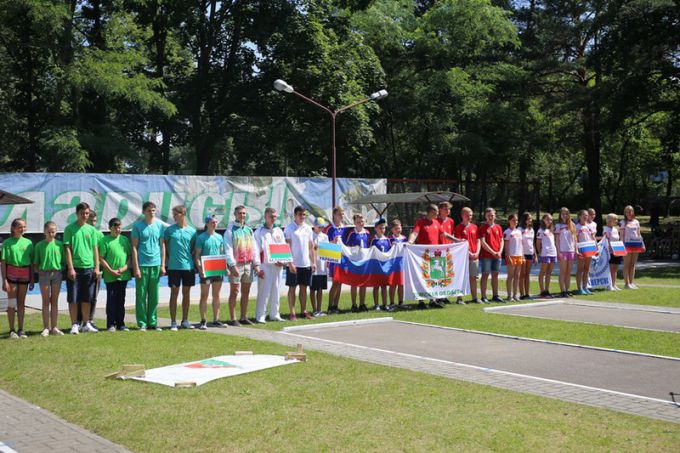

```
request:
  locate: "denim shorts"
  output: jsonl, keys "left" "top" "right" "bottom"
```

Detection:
{"left": 539, "top": 256, "right": 557, "bottom": 264}
{"left": 66, "top": 268, "right": 96, "bottom": 304}
{"left": 38, "top": 270, "right": 63, "bottom": 286}
{"left": 479, "top": 258, "right": 501, "bottom": 274}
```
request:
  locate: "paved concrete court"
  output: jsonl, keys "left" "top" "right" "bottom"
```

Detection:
{"left": 284, "top": 320, "right": 680, "bottom": 402}
{"left": 485, "top": 300, "right": 680, "bottom": 333}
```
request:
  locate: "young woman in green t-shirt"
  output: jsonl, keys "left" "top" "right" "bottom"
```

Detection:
{"left": 1, "top": 218, "right": 34, "bottom": 339}
{"left": 34, "top": 221, "right": 65, "bottom": 337}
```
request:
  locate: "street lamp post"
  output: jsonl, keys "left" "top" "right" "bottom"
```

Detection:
{"left": 274, "top": 79, "right": 387, "bottom": 208}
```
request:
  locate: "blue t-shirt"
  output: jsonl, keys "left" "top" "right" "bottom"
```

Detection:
{"left": 164, "top": 224, "right": 197, "bottom": 270}
{"left": 326, "top": 225, "right": 348, "bottom": 243}
{"left": 131, "top": 219, "right": 164, "bottom": 267}
{"left": 195, "top": 231, "right": 224, "bottom": 256}
{"left": 346, "top": 229, "right": 370, "bottom": 248}
{"left": 390, "top": 234, "right": 407, "bottom": 244}
{"left": 370, "top": 237, "right": 392, "bottom": 252}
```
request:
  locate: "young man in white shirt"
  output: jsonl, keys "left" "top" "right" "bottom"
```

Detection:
{"left": 284, "top": 206, "right": 316, "bottom": 320}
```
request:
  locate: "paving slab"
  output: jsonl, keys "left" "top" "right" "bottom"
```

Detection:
{"left": 0, "top": 390, "right": 131, "bottom": 453}
{"left": 283, "top": 320, "right": 680, "bottom": 402}
{"left": 485, "top": 300, "right": 680, "bottom": 333}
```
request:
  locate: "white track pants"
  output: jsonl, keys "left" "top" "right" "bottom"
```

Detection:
{"left": 256, "top": 264, "right": 282, "bottom": 319}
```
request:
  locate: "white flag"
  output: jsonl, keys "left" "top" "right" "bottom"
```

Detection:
{"left": 403, "top": 243, "right": 470, "bottom": 300}
{"left": 588, "top": 238, "right": 612, "bottom": 288}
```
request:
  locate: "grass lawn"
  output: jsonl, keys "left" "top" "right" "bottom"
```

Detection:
{"left": 1, "top": 313, "right": 679, "bottom": 452}
{"left": 145, "top": 280, "right": 680, "bottom": 358}
{"left": 633, "top": 264, "right": 680, "bottom": 286}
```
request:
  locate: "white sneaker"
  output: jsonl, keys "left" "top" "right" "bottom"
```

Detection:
{"left": 139, "top": 326, "right": 147, "bottom": 332}
{"left": 70, "top": 324, "right": 80, "bottom": 335}
{"left": 608, "top": 285, "right": 615, "bottom": 291}
{"left": 630, "top": 284, "right": 639, "bottom": 290}
{"left": 180, "top": 320, "right": 195, "bottom": 329}
{"left": 82, "top": 322, "right": 99, "bottom": 333}
{"left": 269, "top": 315, "right": 285, "bottom": 322}
{"left": 9, "top": 331, "right": 19, "bottom": 339}
{"left": 255, "top": 317, "right": 266, "bottom": 324}
{"left": 613, "top": 286, "right": 621, "bottom": 291}
{"left": 170, "top": 323, "right": 178, "bottom": 331}
{"left": 624, "top": 283, "right": 632, "bottom": 289}
{"left": 40, "top": 328, "right": 49, "bottom": 337}
{"left": 107, "top": 326, "right": 116, "bottom": 332}
{"left": 155, "top": 326, "right": 163, "bottom": 331}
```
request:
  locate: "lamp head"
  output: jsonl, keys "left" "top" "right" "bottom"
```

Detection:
{"left": 274, "top": 79, "right": 294, "bottom": 93}
{"left": 370, "top": 89, "right": 388, "bottom": 101}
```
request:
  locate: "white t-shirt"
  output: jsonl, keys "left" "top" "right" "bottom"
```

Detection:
{"left": 284, "top": 222, "right": 313, "bottom": 267}
{"left": 620, "top": 219, "right": 642, "bottom": 243}
{"left": 519, "top": 227, "right": 535, "bottom": 256}
{"left": 587, "top": 221, "right": 597, "bottom": 236}
{"left": 536, "top": 228, "right": 557, "bottom": 257}
{"left": 503, "top": 228, "right": 523, "bottom": 257}
{"left": 603, "top": 225, "right": 620, "bottom": 241}
{"left": 313, "top": 231, "right": 328, "bottom": 275}
{"left": 576, "top": 223, "right": 594, "bottom": 244}
{"left": 254, "top": 225, "right": 285, "bottom": 265}
{"left": 555, "top": 223, "right": 575, "bottom": 252}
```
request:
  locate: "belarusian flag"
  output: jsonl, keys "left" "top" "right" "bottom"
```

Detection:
{"left": 268, "top": 243, "right": 293, "bottom": 263}
{"left": 201, "top": 255, "right": 228, "bottom": 277}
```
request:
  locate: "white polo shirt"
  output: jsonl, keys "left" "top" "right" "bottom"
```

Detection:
{"left": 284, "top": 221, "right": 313, "bottom": 267}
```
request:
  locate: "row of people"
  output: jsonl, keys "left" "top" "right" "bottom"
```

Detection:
{"left": 1, "top": 201, "right": 645, "bottom": 338}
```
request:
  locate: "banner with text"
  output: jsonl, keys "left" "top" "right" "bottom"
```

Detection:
{"left": 0, "top": 174, "right": 385, "bottom": 233}
{"left": 588, "top": 239, "right": 612, "bottom": 289}
{"left": 403, "top": 243, "right": 470, "bottom": 300}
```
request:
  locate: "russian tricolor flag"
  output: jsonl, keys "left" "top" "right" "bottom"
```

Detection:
{"left": 610, "top": 241, "right": 627, "bottom": 257}
{"left": 333, "top": 245, "right": 403, "bottom": 287}
{"left": 578, "top": 240, "right": 598, "bottom": 257}
{"left": 624, "top": 239, "right": 644, "bottom": 253}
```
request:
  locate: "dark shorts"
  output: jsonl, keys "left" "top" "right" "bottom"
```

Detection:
{"left": 168, "top": 269, "right": 196, "bottom": 288}
{"left": 67, "top": 268, "right": 96, "bottom": 304}
{"left": 609, "top": 256, "right": 622, "bottom": 265}
{"left": 286, "top": 267, "right": 312, "bottom": 287}
{"left": 200, "top": 275, "right": 223, "bottom": 285}
{"left": 310, "top": 275, "right": 328, "bottom": 291}
{"left": 524, "top": 254, "right": 534, "bottom": 261}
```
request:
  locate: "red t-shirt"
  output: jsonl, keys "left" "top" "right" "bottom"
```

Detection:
{"left": 438, "top": 216, "right": 455, "bottom": 244}
{"left": 454, "top": 222, "right": 479, "bottom": 254}
{"left": 412, "top": 218, "right": 442, "bottom": 245}
{"left": 478, "top": 223, "right": 502, "bottom": 259}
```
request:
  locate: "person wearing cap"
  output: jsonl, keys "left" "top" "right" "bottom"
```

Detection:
{"left": 370, "top": 218, "right": 394, "bottom": 312}
{"left": 224, "top": 205, "right": 263, "bottom": 326}
{"left": 254, "top": 207, "right": 286, "bottom": 323}
{"left": 131, "top": 201, "right": 166, "bottom": 331}
{"left": 310, "top": 217, "right": 329, "bottom": 317}
{"left": 284, "top": 206, "right": 316, "bottom": 320}
{"left": 408, "top": 204, "right": 444, "bottom": 309}
{"left": 194, "top": 214, "right": 225, "bottom": 329}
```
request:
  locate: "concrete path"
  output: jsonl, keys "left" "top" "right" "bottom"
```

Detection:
{"left": 0, "top": 390, "right": 131, "bottom": 453}
{"left": 485, "top": 300, "right": 680, "bottom": 333}
{"left": 110, "top": 315, "right": 680, "bottom": 424}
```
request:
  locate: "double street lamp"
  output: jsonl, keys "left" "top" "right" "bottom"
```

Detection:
{"left": 274, "top": 79, "right": 388, "bottom": 208}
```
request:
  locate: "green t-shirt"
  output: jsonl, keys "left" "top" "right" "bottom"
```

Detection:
{"left": 33, "top": 239, "right": 64, "bottom": 271}
{"left": 94, "top": 228, "right": 104, "bottom": 244}
{"left": 63, "top": 222, "right": 98, "bottom": 268}
{"left": 164, "top": 224, "right": 196, "bottom": 271}
{"left": 99, "top": 235, "right": 132, "bottom": 283}
{"left": 195, "top": 231, "right": 224, "bottom": 257}
{"left": 131, "top": 219, "right": 164, "bottom": 267}
{"left": 1, "top": 237, "right": 34, "bottom": 267}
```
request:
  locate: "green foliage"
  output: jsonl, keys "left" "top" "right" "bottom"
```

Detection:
{"left": 0, "top": 0, "right": 677, "bottom": 212}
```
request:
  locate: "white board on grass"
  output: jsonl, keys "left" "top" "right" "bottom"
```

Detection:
{"left": 125, "top": 355, "right": 299, "bottom": 387}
